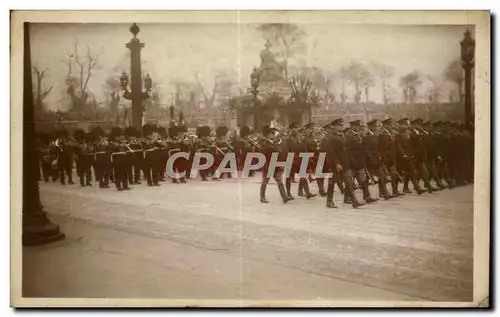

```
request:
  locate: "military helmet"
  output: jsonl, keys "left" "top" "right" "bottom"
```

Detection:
{"left": 239, "top": 125, "right": 251, "bottom": 138}
{"left": 73, "top": 128, "right": 86, "bottom": 141}
{"left": 125, "top": 126, "right": 140, "bottom": 138}
{"left": 90, "top": 126, "right": 106, "bottom": 139}
{"left": 216, "top": 126, "right": 229, "bottom": 137}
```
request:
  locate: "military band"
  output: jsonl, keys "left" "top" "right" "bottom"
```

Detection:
{"left": 36, "top": 117, "right": 474, "bottom": 209}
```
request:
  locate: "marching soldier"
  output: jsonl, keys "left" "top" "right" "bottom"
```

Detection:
{"left": 394, "top": 118, "right": 426, "bottom": 195}
{"left": 39, "top": 132, "right": 58, "bottom": 182}
{"left": 168, "top": 124, "right": 188, "bottom": 184}
{"left": 345, "top": 120, "right": 378, "bottom": 204}
{"left": 260, "top": 125, "right": 293, "bottom": 204}
{"left": 302, "top": 122, "right": 327, "bottom": 197}
{"left": 409, "top": 118, "right": 439, "bottom": 192}
{"left": 196, "top": 126, "right": 213, "bottom": 181}
{"left": 421, "top": 121, "right": 447, "bottom": 190}
{"left": 322, "top": 118, "right": 365, "bottom": 208}
{"left": 73, "top": 129, "right": 93, "bottom": 187}
{"left": 286, "top": 122, "right": 316, "bottom": 200}
{"left": 363, "top": 119, "right": 393, "bottom": 200}
{"left": 157, "top": 126, "right": 169, "bottom": 182}
{"left": 143, "top": 124, "right": 161, "bottom": 186}
{"left": 91, "top": 126, "right": 111, "bottom": 189}
{"left": 55, "top": 128, "right": 74, "bottom": 185}
{"left": 213, "top": 126, "right": 232, "bottom": 180}
{"left": 108, "top": 127, "right": 131, "bottom": 191}
{"left": 125, "top": 126, "right": 143, "bottom": 185}
{"left": 379, "top": 118, "right": 404, "bottom": 197}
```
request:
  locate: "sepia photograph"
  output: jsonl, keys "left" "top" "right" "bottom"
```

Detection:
{"left": 10, "top": 10, "right": 490, "bottom": 307}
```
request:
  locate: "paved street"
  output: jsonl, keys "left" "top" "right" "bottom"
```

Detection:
{"left": 23, "top": 175, "right": 473, "bottom": 302}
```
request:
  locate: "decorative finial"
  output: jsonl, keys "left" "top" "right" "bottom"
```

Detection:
{"left": 130, "top": 23, "right": 140, "bottom": 38}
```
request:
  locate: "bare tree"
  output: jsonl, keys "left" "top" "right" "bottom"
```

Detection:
{"left": 32, "top": 67, "right": 53, "bottom": 110}
{"left": 337, "top": 68, "right": 349, "bottom": 103}
{"left": 362, "top": 70, "right": 375, "bottom": 103}
{"left": 399, "top": 70, "right": 422, "bottom": 104}
{"left": 256, "top": 23, "right": 306, "bottom": 79}
{"left": 62, "top": 42, "right": 102, "bottom": 115}
{"left": 300, "top": 66, "right": 336, "bottom": 106}
{"left": 443, "top": 59, "right": 464, "bottom": 102}
{"left": 341, "top": 61, "right": 371, "bottom": 104}
{"left": 427, "top": 75, "right": 442, "bottom": 104}
{"left": 371, "top": 61, "right": 394, "bottom": 105}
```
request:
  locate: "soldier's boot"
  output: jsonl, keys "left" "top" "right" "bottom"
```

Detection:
{"left": 59, "top": 170, "right": 66, "bottom": 185}
{"left": 67, "top": 172, "right": 74, "bottom": 184}
{"left": 122, "top": 175, "right": 130, "bottom": 190}
{"left": 392, "top": 181, "right": 404, "bottom": 197}
{"left": 301, "top": 179, "right": 316, "bottom": 199}
{"left": 346, "top": 190, "right": 365, "bottom": 209}
{"left": 115, "top": 179, "right": 123, "bottom": 191}
{"left": 337, "top": 180, "right": 345, "bottom": 195}
{"left": 326, "top": 199, "right": 337, "bottom": 208}
{"left": 317, "top": 178, "right": 327, "bottom": 197}
{"left": 260, "top": 182, "right": 269, "bottom": 203}
{"left": 363, "top": 186, "right": 379, "bottom": 204}
{"left": 180, "top": 176, "right": 187, "bottom": 184}
{"left": 411, "top": 177, "right": 426, "bottom": 195}
{"left": 79, "top": 176, "right": 85, "bottom": 187}
{"left": 298, "top": 183, "right": 304, "bottom": 196}
{"left": 285, "top": 178, "right": 294, "bottom": 200}
{"left": 249, "top": 170, "right": 255, "bottom": 177}
{"left": 86, "top": 176, "right": 92, "bottom": 187}
{"left": 344, "top": 193, "right": 353, "bottom": 204}
{"left": 423, "top": 178, "right": 437, "bottom": 193}
{"left": 277, "top": 181, "right": 293, "bottom": 204}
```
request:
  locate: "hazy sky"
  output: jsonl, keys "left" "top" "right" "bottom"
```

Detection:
{"left": 30, "top": 22, "right": 469, "bottom": 109}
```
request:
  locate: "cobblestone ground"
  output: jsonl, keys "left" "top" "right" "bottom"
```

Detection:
{"left": 23, "top": 173, "right": 473, "bottom": 302}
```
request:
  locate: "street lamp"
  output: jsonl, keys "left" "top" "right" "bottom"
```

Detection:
{"left": 250, "top": 67, "right": 261, "bottom": 130}
{"left": 460, "top": 28, "right": 475, "bottom": 132}
{"left": 124, "top": 23, "right": 152, "bottom": 129}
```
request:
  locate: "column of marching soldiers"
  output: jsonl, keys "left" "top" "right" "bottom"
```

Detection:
{"left": 37, "top": 116, "right": 473, "bottom": 208}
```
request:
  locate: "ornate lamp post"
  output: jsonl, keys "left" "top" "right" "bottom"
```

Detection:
{"left": 460, "top": 29, "right": 475, "bottom": 132}
{"left": 250, "top": 67, "right": 261, "bottom": 130}
{"left": 23, "top": 23, "right": 64, "bottom": 245}
{"left": 121, "top": 23, "right": 152, "bottom": 129}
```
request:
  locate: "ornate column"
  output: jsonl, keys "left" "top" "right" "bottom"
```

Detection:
{"left": 125, "top": 23, "right": 147, "bottom": 129}
{"left": 460, "top": 29, "right": 475, "bottom": 132}
{"left": 22, "top": 22, "right": 64, "bottom": 246}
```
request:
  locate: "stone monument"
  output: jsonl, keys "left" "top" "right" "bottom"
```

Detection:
{"left": 257, "top": 40, "right": 291, "bottom": 99}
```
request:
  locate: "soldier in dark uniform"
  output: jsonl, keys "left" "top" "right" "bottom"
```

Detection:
{"left": 167, "top": 125, "right": 188, "bottom": 184}
{"left": 363, "top": 119, "right": 392, "bottom": 200}
{"left": 55, "top": 128, "right": 74, "bottom": 185}
{"left": 322, "top": 118, "right": 365, "bottom": 208}
{"left": 73, "top": 129, "right": 93, "bottom": 187}
{"left": 302, "top": 122, "right": 327, "bottom": 197}
{"left": 286, "top": 122, "right": 316, "bottom": 200}
{"left": 345, "top": 120, "right": 378, "bottom": 204}
{"left": 409, "top": 118, "right": 439, "bottom": 192}
{"left": 234, "top": 126, "right": 252, "bottom": 173}
{"left": 157, "top": 126, "right": 169, "bottom": 182}
{"left": 394, "top": 118, "right": 426, "bottom": 195}
{"left": 91, "top": 126, "right": 110, "bottom": 188}
{"left": 39, "top": 132, "right": 58, "bottom": 183}
{"left": 260, "top": 125, "right": 293, "bottom": 204}
{"left": 213, "top": 126, "right": 232, "bottom": 180}
{"left": 125, "top": 126, "right": 143, "bottom": 185}
{"left": 421, "top": 121, "right": 447, "bottom": 190}
{"left": 143, "top": 124, "right": 161, "bottom": 186}
{"left": 379, "top": 118, "right": 404, "bottom": 197}
{"left": 108, "top": 127, "right": 131, "bottom": 191}
{"left": 196, "top": 126, "right": 213, "bottom": 181}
